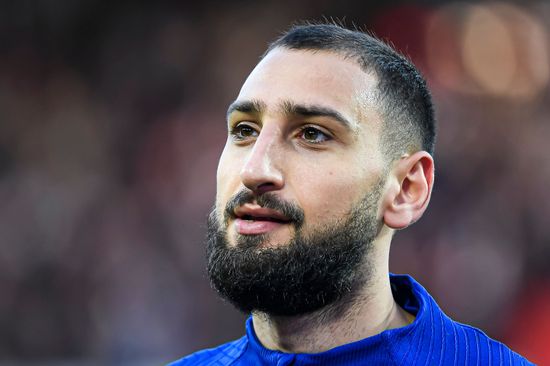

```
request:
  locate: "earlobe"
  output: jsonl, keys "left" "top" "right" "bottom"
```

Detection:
{"left": 383, "top": 151, "right": 434, "bottom": 229}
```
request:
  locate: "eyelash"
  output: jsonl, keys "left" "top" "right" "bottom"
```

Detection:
{"left": 230, "top": 123, "right": 258, "bottom": 141}
{"left": 297, "top": 126, "right": 331, "bottom": 144}
{"left": 229, "top": 123, "right": 332, "bottom": 145}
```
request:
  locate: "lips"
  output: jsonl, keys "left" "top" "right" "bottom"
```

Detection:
{"left": 234, "top": 204, "right": 290, "bottom": 222}
{"left": 233, "top": 204, "right": 291, "bottom": 235}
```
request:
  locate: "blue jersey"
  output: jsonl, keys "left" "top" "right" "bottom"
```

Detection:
{"left": 168, "top": 274, "right": 533, "bottom": 365}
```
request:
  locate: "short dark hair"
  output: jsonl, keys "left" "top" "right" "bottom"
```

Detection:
{"left": 265, "top": 23, "right": 436, "bottom": 161}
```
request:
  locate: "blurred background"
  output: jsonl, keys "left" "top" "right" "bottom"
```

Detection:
{"left": 0, "top": 0, "right": 549, "bottom": 365}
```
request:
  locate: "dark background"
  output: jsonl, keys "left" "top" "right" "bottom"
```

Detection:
{"left": 0, "top": 0, "right": 549, "bottom": 364}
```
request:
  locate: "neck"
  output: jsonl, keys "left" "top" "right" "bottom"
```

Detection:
{"left": 251, "top": 232, "right": 411, "bottom": 353}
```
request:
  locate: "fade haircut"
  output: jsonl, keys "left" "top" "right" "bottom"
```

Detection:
{"left": 264, "top": 23, "right": 436, "bottom": 161}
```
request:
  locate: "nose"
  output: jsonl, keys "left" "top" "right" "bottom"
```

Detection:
{"left": 239, "top": 127, "right": 284, "bottom": 194}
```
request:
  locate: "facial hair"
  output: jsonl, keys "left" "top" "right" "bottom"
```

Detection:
{"left": 206, "top": 183, "right": 384, "bottom": 317}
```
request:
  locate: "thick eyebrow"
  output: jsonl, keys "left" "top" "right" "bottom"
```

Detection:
{"left": 281, "top": 100, "right": 355, "bottom": 130}
{"left": 226, "top": 99, "right": 356, "bottom": 131}
{"left": 226, "top": 99, "right": 266, "bottom": 120}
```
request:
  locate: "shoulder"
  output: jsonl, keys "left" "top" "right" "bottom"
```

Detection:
{"left": 390, "top": 274, "right": 533, "bottom": 365}
{"left": 166, "top": 336, "right": 248, "bottom": 366}
{"left": 448, "top": 320, "right": 534, "bottom": 365}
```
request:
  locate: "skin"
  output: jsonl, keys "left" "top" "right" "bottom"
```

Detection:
{"left": 216, "top": 47, "right": 434, "bottom": 353}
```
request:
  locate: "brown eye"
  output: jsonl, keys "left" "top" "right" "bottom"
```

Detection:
{"left": 301, "top": 127, "right": 330, "bottom": 143}
{"left": 231, "top": 124, "right": 258, "bottom": 140}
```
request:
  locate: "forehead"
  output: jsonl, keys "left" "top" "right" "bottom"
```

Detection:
{"left": 235, "top": 48, "right": 380, "bottom": 128}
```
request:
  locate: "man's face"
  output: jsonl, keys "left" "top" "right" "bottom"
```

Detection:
{"left": 206, "top": 48, "right": 390, "bottom": 316}
{"left": 217, "top": 48, "right": 386, "bottom": 245}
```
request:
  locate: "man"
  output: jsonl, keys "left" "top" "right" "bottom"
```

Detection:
{"left": 169, "top": 23, "right": 532, "bottom": 365}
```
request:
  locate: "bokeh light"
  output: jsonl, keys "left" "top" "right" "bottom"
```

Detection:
{"left": 425, "top": 1, "right": 549, "bottom": 101}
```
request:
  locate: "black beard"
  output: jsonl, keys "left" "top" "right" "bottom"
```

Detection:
{"left": 206, "top": 185, "right": 383, "bottom": 317}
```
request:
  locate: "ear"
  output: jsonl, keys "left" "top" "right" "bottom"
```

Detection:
{"left": 382, "top": 151, "right": 434, "bottom": 229}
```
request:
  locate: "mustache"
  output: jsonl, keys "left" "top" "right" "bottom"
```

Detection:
{"left": 224, "top": 189, "right": 305, "bottom": 227}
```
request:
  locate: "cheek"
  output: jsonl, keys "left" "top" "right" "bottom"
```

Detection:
{"left": 293, "top": 162, "right": 370, "bottom": 223}
{"left": 215, "top": 147, "right": 241, "bottom": 209}
{"left": 308, "top": 178, "right": 362, "bottom": 221}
